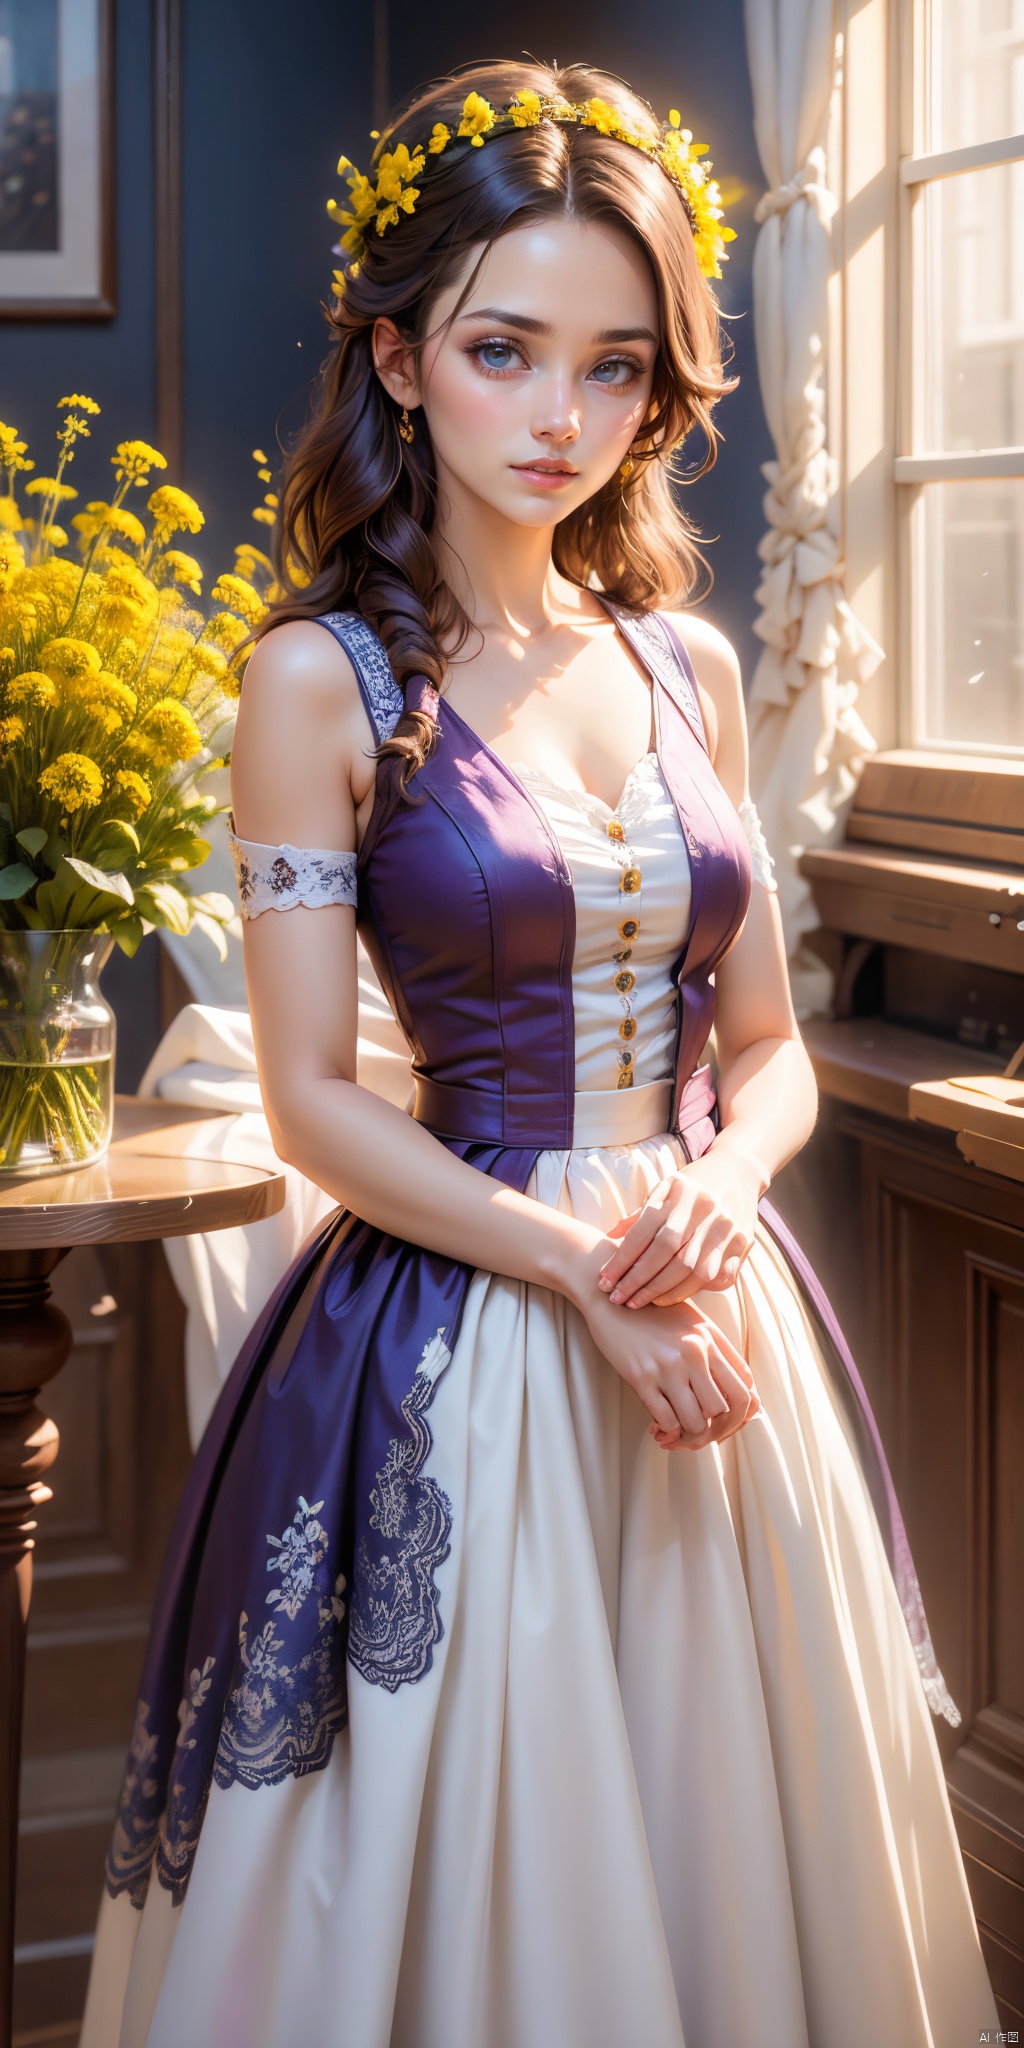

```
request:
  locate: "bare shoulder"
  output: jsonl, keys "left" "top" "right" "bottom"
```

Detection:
{"left": 663, "top": 611, "right": 747, "bottom": 805}
{"left": 238, "top": 618, "right": 363, "bottom": 729}
{"left": 232, "top": 619, "right": 374, "bottom": 841}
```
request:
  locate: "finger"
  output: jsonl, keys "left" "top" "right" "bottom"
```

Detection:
{"left": 598, "top": 1209, "right": 664, "bottom": 1289}
{"left": 665, "top": 1378, "right": 709, "bottom": 1437}
{"left": 609, "top": 1224, "right": 700, "bottom": 1304}
{"left": 621, "top": 1218, "right": 735, "bottom": 1308}
{"left": 640, "top": 1383, "right": 685, "bottom": 1438}
{"left": 686, "top": 1232, "right": 747, "bottom": 1299}
{"left": 688, "top": 1364, "right": 730, "bottom": 1423}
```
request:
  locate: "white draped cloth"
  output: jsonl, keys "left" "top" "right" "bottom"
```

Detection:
{"left": 742, "top": 0, "right": 883, "bottom": 1012}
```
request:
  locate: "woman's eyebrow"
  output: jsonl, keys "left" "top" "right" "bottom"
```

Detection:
{"left": 457, "top": 310, "right": 657, "bottom": 346}
{"left": 459, "top": 307, "right": 552, "bottom": 334}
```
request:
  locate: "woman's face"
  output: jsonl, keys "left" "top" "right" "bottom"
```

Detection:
{"left": 382, "top": 215, "right": 660, "bottom": 529}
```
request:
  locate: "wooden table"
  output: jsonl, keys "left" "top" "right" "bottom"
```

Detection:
{"left": 0, "top": 1096, "right": 286, "bottom": 2047}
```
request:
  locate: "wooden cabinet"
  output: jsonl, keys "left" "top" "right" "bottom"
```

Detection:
{"left": 13, "top": 1242, "right": 191, "bottom": 2043}
{"left": 791, "top": 748, "right": 1024, "bottom": 2026}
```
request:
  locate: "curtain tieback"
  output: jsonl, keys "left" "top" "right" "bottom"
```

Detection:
{"left": 754, "top": 146, "right": 836, "bottom": 227}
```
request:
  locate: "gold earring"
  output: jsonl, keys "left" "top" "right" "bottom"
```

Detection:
{"left": 618, "top": 453, "right": 635, "bottom": 483}
{"left": 398, "top": 406, "right": 415, "bottom": 444}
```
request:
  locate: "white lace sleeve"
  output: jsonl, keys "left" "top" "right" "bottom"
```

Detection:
{"left": 228, "top": 831, "right": 357, "bottom": 918}
{"left": 738, "top": 799, "right": 777, "bottom": 892}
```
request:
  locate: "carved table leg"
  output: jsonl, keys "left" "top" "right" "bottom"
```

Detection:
{"left": 0, "top": 1248, "right": 70, "bottom": 2048}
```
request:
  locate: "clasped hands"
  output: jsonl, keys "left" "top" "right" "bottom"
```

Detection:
{"left": 581, "top": 1144, "right": 764, "bottom": 1452}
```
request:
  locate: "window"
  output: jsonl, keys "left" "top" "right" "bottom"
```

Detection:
{"left": 900, "top": 0, "right": 1024, "bottom": 754}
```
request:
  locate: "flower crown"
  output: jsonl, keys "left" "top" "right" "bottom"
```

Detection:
{"left": 328, "top": 90, "right": 736, "bottom": 289}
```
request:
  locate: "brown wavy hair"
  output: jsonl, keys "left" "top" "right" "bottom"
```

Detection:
{"left": 260, "top": 58, "right": 735, "bottom": 811}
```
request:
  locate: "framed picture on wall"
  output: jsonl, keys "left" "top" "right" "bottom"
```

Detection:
{"left": 0, "top": 0, "right": 115, "bottom": 318}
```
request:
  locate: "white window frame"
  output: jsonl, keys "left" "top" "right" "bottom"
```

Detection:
{"left": 835, "top": 0, "right": 1024, "bottom": 761}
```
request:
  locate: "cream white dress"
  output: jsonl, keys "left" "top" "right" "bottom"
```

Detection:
{"left": 82, "top": 755, "right": 997, "bottom": 2048}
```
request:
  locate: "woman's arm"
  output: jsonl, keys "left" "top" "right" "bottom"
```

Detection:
{"left": 598, "top": 619, "right": 818, "bottom": 1311}
{"left": 231, "top": 622, "right": 760, "bottom": 1444}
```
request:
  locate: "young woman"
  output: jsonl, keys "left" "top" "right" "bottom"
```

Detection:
{"left": 83, "top": 59, "right": 997, "bottom": 2048}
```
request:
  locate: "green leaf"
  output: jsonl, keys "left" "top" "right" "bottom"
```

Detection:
{"left": 90, "top": 818, "right": 141, "bottom": 864}
{"left": 15, "top": 826, "right": 48, "bottom": 857}
{"left": 41, "top": 831, "right": 69, "bottom": 874}
{"left": 187, "top": 890, "right": 235, "bottom": 923}
{"left": 64, "top": 858, "right": 134, "bottom": 907}
{"left": 135, "top": 881, "right": 191, "bottom": 935}
{"left": 111, "top": 912, "right": 145, "bottom": 957}
{"left": 0, "top": 862, "right": 36, "bottom": 902}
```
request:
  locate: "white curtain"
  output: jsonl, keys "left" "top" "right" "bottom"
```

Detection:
{"left": 743, "top": 0, "right": 883, "bottom": 1014}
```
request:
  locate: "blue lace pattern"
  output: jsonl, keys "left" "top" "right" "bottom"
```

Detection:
{"left": 349, "top": 1328, "right": 454, "bottom": 1690}
{"left": 317, "top": 611, "right": 405, "bottom": 743}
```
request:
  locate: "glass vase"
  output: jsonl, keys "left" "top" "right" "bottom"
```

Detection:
{"left": 0, "top": 929, "right": 116, "bottom": 1175}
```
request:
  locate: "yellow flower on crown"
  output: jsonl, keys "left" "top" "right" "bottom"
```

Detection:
{"left": 328, "top": 90, "right": 735, "bottom": 282}
{"left": 509, "top": 91, "right": 543, "bottom": 128}
{"left": 458, "top": 92, "right": 496, "bottom": 146}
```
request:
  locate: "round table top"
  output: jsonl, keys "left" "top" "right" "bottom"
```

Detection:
{"left": 0, "top": 1096, "right": 287, "bottom": 1249}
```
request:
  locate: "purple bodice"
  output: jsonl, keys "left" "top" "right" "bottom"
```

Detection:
{"left": 319, "top": 604, "right": 753, "bottom": 1152}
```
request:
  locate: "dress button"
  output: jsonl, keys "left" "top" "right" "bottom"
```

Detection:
{"left": 618, "top": 916, "right": 640, "bottom": 943}
{"left": 619, "top": 1017, "right": 637, "bottom": 1041}
{"left": 616, "top": 1068, "right": 634, "bottom": 1089}
{"left": 607, "top": 818, "right": 625, "bottom": 842}
{"left": 619, "top": 868, "right": 642, "bottom": 895}
{"left": 614, "top": 969, "right": 636, "bottom": 994}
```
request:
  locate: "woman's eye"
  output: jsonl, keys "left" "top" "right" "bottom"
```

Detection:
{"left": 471, "top": 339, "right": 523, "bottom": 375}
{"left": 590, "top": 357, "right": 641, "bottom": 388}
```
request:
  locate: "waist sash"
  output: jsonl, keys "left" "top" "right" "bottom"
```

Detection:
{"left": 413, "top": 1063, "right": 718, "bottom": 1154}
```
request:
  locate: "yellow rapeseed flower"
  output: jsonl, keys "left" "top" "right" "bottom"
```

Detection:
{"left": 73, "top": 501, "right": 147, "bottom": 548}
{"left": 59, "top": 394, "right": 101, "bottom": 414}
{"left": 182, "top": 642, "right": 227, "bottom": 684}
{"left": 0, "top": 593, "right": 35, "bottom": 635}
{"left": 235, "top": 543, "right": 272, "bottom": 575}
{"left": 148, "top": 484, "right": 204, "bottom": 544}
{"left": 427, "top": 122, "right": 451, "bottom": 153}
{"left": 157, "top": 550, "right": 203, "bottom": 595}
{"left": 251, "top": 506, "right": 276, "bottom": 526}
{"left": 210, "top": 573, "right": 266, "bottom": 626}
{"left": 75, "top": 671, "right": 138, "bottom": 733}
{"left": 40, "top": 637, "right": 102, "bottom": 682}
{"left": 0, "top": 530, "right": 26, "bottom": 588}
{"left": 252, "top": 448, "right": 268, "bottom": 464}
{"left": 25, "top": 477, "right": 78, "bottom": 502}
{"left": 135, "top": 697, "right": 203, "bottom": 766}
{"left": 0, "top": 498, "right": 22, "bottom": 532}
{"left": 39, "top": 751, "right": 104, "bottom": 811}
{"left": 7, "top": 670, "right": 57, "bottom": 707}
{"left": 113, "top": 767, "right": 152, "bottom": 817}
{"left": 206, "top": 611, "right": 249, "bottom": 651}
{"left": 23, "top": 557, "right": 82, "bottom": 609}
{"left": 0, "top": 423, "right": 33, "bottom": 472}
{"left": 0, "top": 714, "right": 25, "bottom": 747}
{"left": 112, "top": 440, "right": 168, "bottom": 487}
{"left": 102, "top": 558, "right": 159, "bottom": 609}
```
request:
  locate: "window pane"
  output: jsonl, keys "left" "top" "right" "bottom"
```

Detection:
{"left": 921, "top": 161, "right": 1024, "bottom": 451}
{"left": 935, "top": 0, "right": 1024, "bottom": 152}
{"left": 918, "top": 479, "right": 1024, "bottom": 751}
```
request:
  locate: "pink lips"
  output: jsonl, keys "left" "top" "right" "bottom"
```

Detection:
{"left": 511, "top": 461, "right": 579, "bottom": 488}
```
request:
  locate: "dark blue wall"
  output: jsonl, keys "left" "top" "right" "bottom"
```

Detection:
{"left": 0, "top": 0, "right": 770, "bottom": 1077}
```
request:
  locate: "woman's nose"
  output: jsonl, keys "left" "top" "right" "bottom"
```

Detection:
{"left": 531, "top": 374, "right": 582, "bottom": 445}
